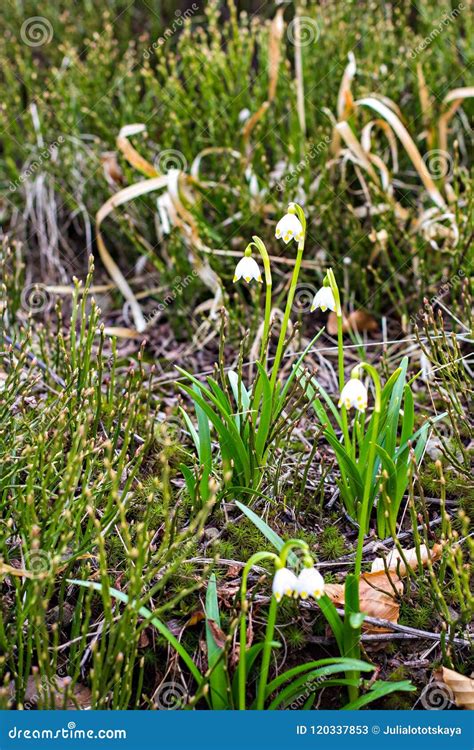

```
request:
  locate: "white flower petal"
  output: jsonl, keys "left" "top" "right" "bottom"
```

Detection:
{"left": 233, "top": 256, "right": 262, "bottom": 284}
{"left": 338, "top": 378, "right": 368, "bottom": 412}
{"left": 311, "top": 287, "right": 336, "bottom": 313}
{"left": 275, "top": 213, "right": 304, "bottom": 244}
{"left": 272, "top": 568, "right": 298, "bottom": 602}
{"left": 296, "top": 568, "right": 325, "bottom": 600}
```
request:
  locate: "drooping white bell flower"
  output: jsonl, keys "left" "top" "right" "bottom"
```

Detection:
{"left": 233, "top": 255, "right": 262, "bottom": 284}
{"left": 311, "top": 286, "right": 336, "bottom": 313}
{"left": 272, "top": 567, "right": 298, "bottom": 602}
{"left": 295, "top": 567, "right": 325, "bottom": 600}
{"left": 338, "top": 377, "right": 368, "bottom": 412}
{"left": 275, "top": 204, "right": 304, "bottom": 244}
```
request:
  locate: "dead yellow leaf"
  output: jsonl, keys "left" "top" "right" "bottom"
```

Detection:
{"left": 435, "top": 667, "right": 474, "bottom": 710}
{"left": 371, "top": 543, "right": 443, "bottom": 577}
{"left": 327, "top": 309, "right": 378, "bottom": 336}
{"left": 325, "top": 570, "right": 403, "bottom": 633}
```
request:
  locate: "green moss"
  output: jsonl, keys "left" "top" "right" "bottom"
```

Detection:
{"left": 318, "top": 526, "right": 346, "bottom": 560}
{"left": 285, "top": 626, "right": 307, "bottom": 650}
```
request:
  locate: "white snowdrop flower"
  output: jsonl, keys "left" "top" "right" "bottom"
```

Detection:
{"left": 238, "top": 108, "right": 251, "bottom": 123}
{"left": 338, "top": 377, "right": 368, "bottom": 412}
{"left": 272, "top": 567, "right": 298, "bottom": 602}
{"left": 296, "top": 567, "right": 325, "bottom": 600}
{"left": 233, "top": 255, "right": 262, "bottom": 284}
{"left": 311, "top": 286, "right": 336, "bottom": 313}
{"left": 275, "top": 204, "right": 304, "bottom": 244}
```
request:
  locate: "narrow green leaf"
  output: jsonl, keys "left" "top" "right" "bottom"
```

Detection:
{"left": 205, "top": 574, "right": 229, "bottom": 709}
{"left": 235, "top": 501, "right": 298, "bottom": 568}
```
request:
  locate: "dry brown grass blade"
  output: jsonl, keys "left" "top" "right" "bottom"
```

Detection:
{"left": 361, "top": 119, "right": 399, "bottom": 173}
{"left": 242, "top": 101, "right": 270, "bottom": 149}
{"left": 166, "top": 170, "right": 222, "bottom": 315}
{"left": 268, "top": 7, "right": 284, "bottom": 102}
{"left": 435, "top": 668, "right": 474, "bottom": 710}
{"left": 293, "top": 12, "right": 306, "bottom": 135}
{"left": 337, "top": 52, "right": 356, "bottom": 121}
{"left": 335, "top": 122, "right": 380, "bottom": 183}
{"left": 438, "top": 86, "right": 474, "bottom": 156}
{"left": 355, "top": 97, "right": 446, "bottom": 208}
{"left": 190, "top": 147, "right": 242, "bottom": 179}
{"left": 416, "top": 63, "right": 434, "bottom": 149}
{"left": 96, "top": 176, "right": 168, "bottom": 332}
{"left": 331, "top": 52, "right": 356, "bottom": 155}
{"left": 116, "top": 124, "right": 159, "bottom": 178}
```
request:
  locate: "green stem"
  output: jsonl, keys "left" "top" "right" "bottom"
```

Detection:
{"left": 256, "top": 596, "right": 278, "bottom": 710}
{"left": 270, "top": 206, "right": 306, "bottom": 393}
{"left": 251, "top": 237, "right": 272, "bottom": 365}
{"left": 238, "top": 551, "right": 278, "bottom": 711}
{"left": 354, "top": 363, "right": 382, "bottom": 580}
{"left": 327, "top": 268, "right": 351, "bottom": 453}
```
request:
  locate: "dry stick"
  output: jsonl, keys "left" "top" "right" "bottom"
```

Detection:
{"left": 341, "top": 517, "right": 443, "bottom": 560}
{"left": 3, "top": 332, "right": 66, "bottom": 388}
{"left": 251, "top": 594, "right": 471, "bottom": 647}
{"left": 333, "top": 609, "right": 471, "bottom": 648}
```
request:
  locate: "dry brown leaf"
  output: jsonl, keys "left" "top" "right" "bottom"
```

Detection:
{"left": 100, "top": 151, "right": 125, "bottom": 187}
{"left": 435, "top": 667, "right": 474, "bottom": 710}
{"left": 325, "top": 570, "right": 403, "bottom": 633}
{"left": 207, "top": 619, "right": 226, "bottom": 649}
{"left": 268, "top": 8, "right": 284, "bottom": 102}
{"left": 371, "top": 543, "right": 443, "bottom": 577}
{"left": 186, "top": 611, "right": 206, "bottom": 627}
{"left": 21, "top": 676, "right": 92, "bottom": 710}
{"left": 327, "top": 309, "right": 378, "bottom": 335}
{"left": 116, "top": 124, "right": 158, "bottom": 178}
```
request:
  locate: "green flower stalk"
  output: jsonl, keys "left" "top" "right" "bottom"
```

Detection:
{"left": 233, "top": 236, "right": 272, "bottom": 365}
{"left": 270, "top": 203, "right": 307, "bottom": 392}
{"left": 347, "top": 363, "right": 382, "bottom": 579}
{"left": 327, "top": 269, "right": 351, "bottom": 451}
{"left": 238, "top": 539, "right": 323, "bottom": 710}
